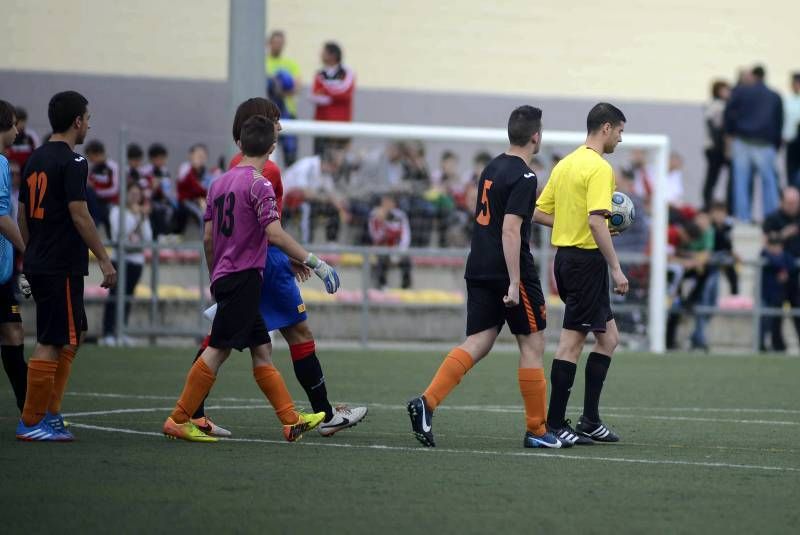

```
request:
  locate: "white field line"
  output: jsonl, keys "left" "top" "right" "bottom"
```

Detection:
{"left": 65, "top": 392, "right": 800, "bottom": 415}
{"left": 66, "top": 422, "right": 800, "bottom": 475}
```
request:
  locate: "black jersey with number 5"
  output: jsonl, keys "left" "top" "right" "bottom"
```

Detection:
{"left": 20, "top": 141, "right": 89, "bottom": 275}
{"left": 464, "top": 153, "right": 538, "bottom": 281}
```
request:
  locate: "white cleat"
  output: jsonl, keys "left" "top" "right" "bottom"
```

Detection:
{"left": 191, "top": 416, "right": 232, "bottom": 438}
{"left": 317, "top": 405, "right": 368, "bottom": 437}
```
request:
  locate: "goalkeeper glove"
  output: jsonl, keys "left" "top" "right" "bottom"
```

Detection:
{"left": 305, "top": 253, "right": 340, "bottom": 294}
{"left": 16, "top": 274, "right": 32, "bottom": 300}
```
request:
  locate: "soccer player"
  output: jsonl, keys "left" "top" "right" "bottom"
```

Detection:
{"left": 162, "top": 115, "right": 332, "bottom": 443}
{"left": 189, "top": 97, "right": 367, "bottom": 438}
{"left": 16, "top": 91, "right": 117, "bottom": 441}
{"left": 407, "top": 106, "right": 561, "bottom": 449}
{"left": 533, "top": 102, "right": 630, "bottom": 446}
{"left": 0, "top": 100, "right": 28, "bottom": 414}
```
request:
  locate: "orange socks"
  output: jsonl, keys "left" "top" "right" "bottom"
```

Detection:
{"left": 422, "top": 348, "right": 474, "bottom": 410}
{"left": 518, "top": 367, "right": 547, "bottom": 436}
{"left": 21, "top": 359, "right": 59, "bottom": 426}
{"left": 253, "top": 365, "right": 298, "bottom": 425}
{"left": 48, "top": 346, "right": 77, "bottom": 415}
{"left": 171, "top": 359, "right": 216, "bottom": 424}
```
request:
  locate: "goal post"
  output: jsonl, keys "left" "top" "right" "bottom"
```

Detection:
{"left": 282, "top": 119, "right": 670, "bottom": 353}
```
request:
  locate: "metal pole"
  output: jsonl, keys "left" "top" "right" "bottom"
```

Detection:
{"left": 752, "top": 259, "right": 762, "bottom": 353}
{"left": 227, "top": 0, "right": 266, "bottom": 159}
{"left": 648, "top": 138, "right": 670, "bottom": 353}
{"left": 149, "top": 242, "right": 160, "bottom": 346}
{"left": 114, "top": 126, "right": 129, "bottom": 346}
{"left": 360, "top": 252, "right": 371, "bottom": 348}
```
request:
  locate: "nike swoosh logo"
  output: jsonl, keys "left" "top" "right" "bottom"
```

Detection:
{"left": 421, "top": 402, "right": 431, "bottom": 433}
{"left": 322, "top": 417, "right": 349, "bottom": 428}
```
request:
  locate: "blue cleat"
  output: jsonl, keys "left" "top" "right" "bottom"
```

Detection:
{"left": 523, "top": 430, "right": 562, "bottom": 449}
{"left": 16, "top": 418, "right": 74, "bottom": 442}
{"left": 45, "top": 412, "right": 75, "bottom": 440}
{"left": 407, "top": 395, "right": 435, "bottom": 447}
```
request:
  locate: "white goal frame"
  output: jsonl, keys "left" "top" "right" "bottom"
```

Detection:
{"left": 282, "top": 119, "right": 670, "bottom": 353}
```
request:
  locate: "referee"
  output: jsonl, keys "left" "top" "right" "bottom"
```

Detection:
{"left": 533, "top": 102, "right": 629, "bottom": 446}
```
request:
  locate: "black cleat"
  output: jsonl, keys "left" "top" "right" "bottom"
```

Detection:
{"left": 576, "top": 415, "right": 620, "bottom": 442}
{"left": 407, "top": 395, "right": 435, "bottom": 447}
{"left": 550, "top": 418, "right": 593, "bottom": 447}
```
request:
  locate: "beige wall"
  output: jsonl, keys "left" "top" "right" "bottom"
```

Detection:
{"left": 2, "top": 0, "right": 797, "bottom": 102}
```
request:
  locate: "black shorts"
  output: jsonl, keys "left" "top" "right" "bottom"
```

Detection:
{"left": 27, "top": 273, "right": 88, "bottom": 346}
{"left": 210, "top": 269, "right": 271, "bottom": 351}
{"left": 554, "top": 247, "right": 613, "bottom": 332}
{"left": 0, "top": 277, "right": 21, "bottom": 324}
{"left": 465, "top": 277, "right": 547, "bottom": 336}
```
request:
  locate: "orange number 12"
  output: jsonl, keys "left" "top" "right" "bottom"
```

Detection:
{"left": 26, "top": 172, "right": 47, "bottom": 219}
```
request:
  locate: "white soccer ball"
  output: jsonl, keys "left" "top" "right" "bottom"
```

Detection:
{"left": 609, "top": 192, "right": 635, "bottom": 233}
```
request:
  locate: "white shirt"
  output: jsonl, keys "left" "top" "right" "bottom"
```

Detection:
{"left": 109, "top": 205, "right": 153, "bottom": 265}
{"left": 666, "top": 169, "right": 684, "bottom": 206}
{"left": 784, "top": 93, "right": 800, "bottom": 142}
{"left": 283, "top": 155, "right": 335, "bottom": 194}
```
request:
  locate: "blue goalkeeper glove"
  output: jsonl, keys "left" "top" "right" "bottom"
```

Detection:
{"left": 305, "top": 253, "right": 340, "bottom": 294}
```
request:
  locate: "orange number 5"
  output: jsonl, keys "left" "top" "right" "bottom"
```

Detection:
{"left": 26, "top": 171, "right": 47, "bottom": 219}
{"left": 476, "top": 179, "right": 493, "bottom": 226}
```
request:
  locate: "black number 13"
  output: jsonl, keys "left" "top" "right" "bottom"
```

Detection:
{"left": 214, "top": 192, "right": 236, "bottom": 237}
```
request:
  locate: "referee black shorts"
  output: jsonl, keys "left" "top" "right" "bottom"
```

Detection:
{"left": 554, "top": 247, "right": 613, "bottom": 333}
{"left": 210, "top": 269, "right": 271, "bottom": 351}
{"left": 466, "top": 276, "right": 546, "bottom": 336}
{"left": 27, "top": 273, "right": 88, "bottom": 346}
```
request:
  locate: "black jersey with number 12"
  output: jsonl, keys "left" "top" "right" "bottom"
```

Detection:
{"left": 464, "top": 153, "right": 538, "bottom": 281}
{"left": 20, "top": 141, "right": 90, "bottom": 276}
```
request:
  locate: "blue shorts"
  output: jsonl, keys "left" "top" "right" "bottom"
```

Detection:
{"left": 260, "top": 246, "right": 308, "bottom": 331}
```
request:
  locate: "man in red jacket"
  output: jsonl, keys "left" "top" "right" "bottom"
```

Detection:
{"left": 311, "top": 41, "right": 355, "bottom": 155}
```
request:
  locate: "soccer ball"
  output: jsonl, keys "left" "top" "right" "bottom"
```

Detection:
{"left": 609, "top": 192, "right": 635, "bottom": 233}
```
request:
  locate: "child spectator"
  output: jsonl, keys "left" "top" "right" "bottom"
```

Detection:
{"left": 6, "top": 106, "right": 39, "bottom": 171}
{"left": 126, "top": 143, "right": 146, "bottom": 191}
{"left": 760, "top": 237, "right": 793, "bottom": 351}
{"left": 176, "top": 144, "right": 217, "bottom": 234}
{"left": 427, "top": 151, "right": 459, "bottom": 247}
{"left": 368, "top": 195, "right": 412, "bottom": 289}
{"left": 283, "top": 151, "right": 347, "bottom": 243}
{"left": 142, "top": 143, "right": 176, "bottom": 239}
{"left": 709, "top": 201, "right": 739, "bottom": 294}
{"left": 85, "top": 139, "right": 120, "bottom": 239}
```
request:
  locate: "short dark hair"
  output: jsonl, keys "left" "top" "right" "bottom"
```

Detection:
{"left": 474, "top": 151, "right": 492, "bottom": 165}
{"left": 270, "top": 30, "right": 285, "bottom": 40}
{"left": 13, "top": 106, "right": 27, "bottom": 122}
{"left": 507, "top": 105, "right": 543, "bottom": 146}
{"left": 148, "top": 143, "right": 168, "bottom": 159}
{"left": 0, "top": 100, "right": 16, "bottom": 131}
{"left": 189, "top": 143, "right": 208, "bottom": 154}
{"left": 586, "top": 102, "right": 626, "bottom": 134}
{"left": 324, "top": 41, "right": 342, "bottom": 63}
{"left": 48, "top": 90, "right": 88, "bottom": 133}
{"left": 710, "top": 200, "right": 728, "bottom": 212}
{"left": 239, "top": 116, "right": 276, "bottom": 157}
{"left": 84, "top": 139, "right": 105, "bottom": 155}
{"left": 441, "top": 150, "right": 457, "bottom": 161}
{"left": 711, "top": 80, "right": 729, "bottom": 99}
{"left": 127, "top": 143, "right": 144, "bottom": 160}
{"left": 752, "top": 65, "right": 766, "bottom": 80}
{"left": 232, "top": 98, "right": 281, "bottom": 142}
{"left": 792, "top": 72, "right": 800, "bottom": 84}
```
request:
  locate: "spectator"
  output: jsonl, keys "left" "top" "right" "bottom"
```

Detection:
{"left": 266, "top": 30, "right": 301, "bottom": 166}
{"left": 6, "top": 106, "right": 39, "bottom": 170}
{"left": 428, "top": 150, "right": 459, "bottom": 246}
{"left": 311, "top": 41, "right": 355, "bottom": 155}
{"left": 613, "top": 168, "right": 650, "bottom": 253}
{"left": 85, "top": 139, "right": 120, "bottom": 239}
{"left": 709, "top": 201, "right": 739, "bottom": 294}
{"left": 8, "top": 160, "right": 20, "bottom": 223}
{"left": 762, "top": 186, "right": 800, "bottom": 347}
{"left": 464, "top": 151, "right": 492, "bottom": 188}
{"left": 686, "top": 211, "right": 718, "bottom": 351}
{"left": 623, "top": 148, "right": 654, "bottom": 204}
{"left": 175, "top": 144, "right": 216, "bottom": 234}
{"left": 759, "top": 236, "right": 793, "bottom": 351}
{"left": 101, "top": 182, "right": 152, "bottom": 346}
{"left": 724, "top": 65, "right": 783, "bottom": 222}
{"left": 368, "top": 194, "right": 412, "bottom": 289}
{"left": 126, "top": 143, "right": 146, "bottom": 191}
{"left": 283, "top": 151, "right": 347, "bottom": 243}
{"left": 784, "top": 72, "right": 800, "bottom": 186}
{"left": 142, "top": 143, "right": 176, "bottom": 240}
{"left": 666, "top": 151, "right": 686, "bottom": 207}
{"left": 702, "top": 80, "right": 731, "bottom": 210}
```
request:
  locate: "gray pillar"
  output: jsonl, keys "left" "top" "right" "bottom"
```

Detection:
{"left": 227, "top": 0, "right": 266, "bottom": 159}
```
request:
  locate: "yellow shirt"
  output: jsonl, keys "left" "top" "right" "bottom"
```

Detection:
{"left": 536, "top": 145, "right": 614, "bottom": 249}
{"left": 266, "top": 55, "right": 301, "bottom": 116}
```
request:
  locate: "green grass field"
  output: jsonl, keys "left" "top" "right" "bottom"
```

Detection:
{"left": 1, "top": 345, "right": 798, "bottom": 534}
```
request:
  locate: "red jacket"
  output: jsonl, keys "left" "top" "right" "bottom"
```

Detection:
{"left": 312, "top": 65, "right": 355, "bottom": 122}
{"left": 177, "top": 162, "right": 208, "bottom": 202}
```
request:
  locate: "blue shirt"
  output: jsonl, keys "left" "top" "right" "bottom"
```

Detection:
{"left": 0, "top": 156, "right": 14, "bottom": 284}
{"left": 724, "top": 81, "right": 784, "bottom": 147}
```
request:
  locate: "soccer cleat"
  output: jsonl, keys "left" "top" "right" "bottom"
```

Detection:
{"left": 162, "top": 417, "right": 219, "bottom": 442}
{"left": 16, "top": 418, "right": 73, "bottom": 442}
{"left": 45, "top": 412, "right": 75, "bottom": 440}
{"left": 191, "top": 416, "right": 232, "bottom": 438}
{"left": 550, "top": 418, "right": 593, "bottom": 447}
{"left": 283, "top": 411, "right": 326, "bottom": 442}
{"left": 523, "top": 430, "right": 562, "bottom": 449}
{"left": 318, "top": 405, "right": 368, "bottom": 437}
{"left": 576, "top": 415, "right": 620, "bottom": 442}
{"left": 407, "top": 395, "right": 435, "bottom": 447}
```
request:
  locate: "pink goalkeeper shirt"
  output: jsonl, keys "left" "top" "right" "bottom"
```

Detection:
{"left": 204, "top": 165, "right": 279, "bottom": 285}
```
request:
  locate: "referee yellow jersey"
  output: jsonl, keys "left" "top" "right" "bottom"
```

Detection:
{"left": 536, "top": 146, "right": 614, "bottom": 249}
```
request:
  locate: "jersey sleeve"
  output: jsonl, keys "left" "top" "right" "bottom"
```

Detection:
{"left": 586, "top": 161, "right": 614, "bottom": 216}
{"left": 203, "top": 188, "right": 214, "bottom": 222}
{"left": 65, "top": 157, "right": 89, "bottom": 203}
{"left": 535, "top": 175, "right": 556, "bottom": 214}
{"left": 0, "top": 158, "right": 11, "bottom": 217}
{"left": 506, "top": 174, "right": 537, "bottom": 218}
{"left": 250, "top": 178, "right": 279, "bottom": 229}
